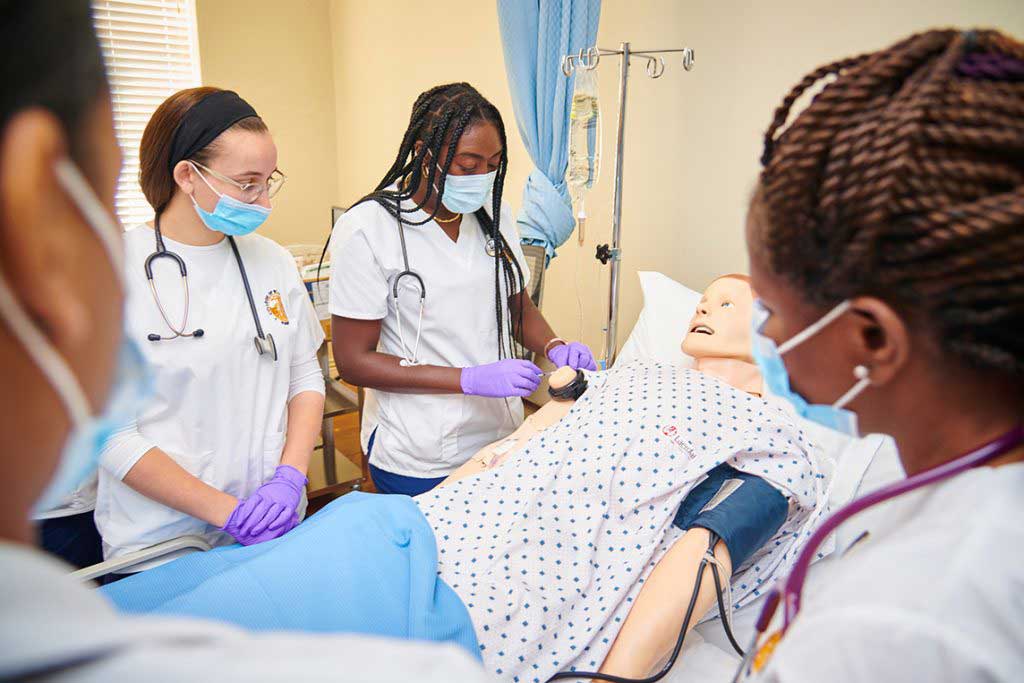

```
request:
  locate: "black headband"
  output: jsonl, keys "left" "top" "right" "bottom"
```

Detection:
{"left": 167, "top": 90, "right": 258, "bottom": 173}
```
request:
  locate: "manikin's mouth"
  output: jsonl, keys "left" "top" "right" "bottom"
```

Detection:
{"left": 690, "top": 324, "right": 714, "bottom": 336}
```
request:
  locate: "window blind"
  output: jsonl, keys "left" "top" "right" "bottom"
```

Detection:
{"left": 91, "top": 0, "right": 202, "bottom": 227}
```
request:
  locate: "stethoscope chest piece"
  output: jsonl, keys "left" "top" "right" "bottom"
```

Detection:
{"left": 254, "top": 332, "right": 277, "bottom": 361}
{"left": 485, "top": 237, "right": 498, "bottom": 258}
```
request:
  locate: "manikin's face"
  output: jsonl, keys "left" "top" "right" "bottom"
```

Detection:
{"left": 681, "top": 277, "right": 755, "bottom": 362}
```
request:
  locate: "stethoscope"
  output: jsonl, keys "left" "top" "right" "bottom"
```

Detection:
{"left": 730, "top": 423, "right": 1024, "bottom": 681}
{"left": 393, "top": 217, "right": 426, "bottom": 367}
{"left": 391, "top": 209, "right": 502, "bottom": 367}
{"left": 144, "top": 214, "right": 278, "bottom": 361}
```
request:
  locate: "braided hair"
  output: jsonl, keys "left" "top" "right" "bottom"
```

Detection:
{"left": 753, "top": 29, "right": 1024, "bottom": 378}
{"left": 325, "top": 83, "right": 524, "bottom": 360}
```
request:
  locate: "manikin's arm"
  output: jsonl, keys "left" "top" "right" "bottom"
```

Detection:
{"left": 602, "top": 463, "right": 788, "bottom": 676}
{"left": 600, "top": 527, "right": 733, "bottom": 677}
{"left": 439, "top": 366, "right": 582, "bottom": 487}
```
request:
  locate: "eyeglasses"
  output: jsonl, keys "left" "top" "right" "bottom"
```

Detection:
{"left": 189, "top": 160, "right": 286, "bottom": 203}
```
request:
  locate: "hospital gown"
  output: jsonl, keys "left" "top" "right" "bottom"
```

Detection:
{"left": 417, "top": 361, "right": 834, "bottom": 682}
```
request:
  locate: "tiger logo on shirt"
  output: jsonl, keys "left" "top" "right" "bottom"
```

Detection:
{"left": 264, "top": 290, "right": 289, "bottom": 325}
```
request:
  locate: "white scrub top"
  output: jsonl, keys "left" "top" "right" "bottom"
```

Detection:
{"left": 0, "top": 542, "right": 491, "bottom": 682}
{"left": 757, "top": 462, "right": 1024, "bottom": 682}
{"left": 95, "top": 225, "right": 325, "bottom": 561}
{"left": 328, "top": 197, "right": 532, "bottom": 478}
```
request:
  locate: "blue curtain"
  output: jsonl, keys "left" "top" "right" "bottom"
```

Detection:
{"left": 497, "top": 0, "right": 602, "bottom": 263}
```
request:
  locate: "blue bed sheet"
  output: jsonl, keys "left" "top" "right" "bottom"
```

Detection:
{"left": 100, "top": 492, "right": 479, "bottom": 659}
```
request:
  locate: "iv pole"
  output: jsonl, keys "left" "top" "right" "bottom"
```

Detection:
{"left": 562, "top": 43, "right": 695, "bottom": 368}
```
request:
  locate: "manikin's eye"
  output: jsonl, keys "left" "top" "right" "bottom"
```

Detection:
{"left": 721, "top": 302, "right": 734, "bottom": 309}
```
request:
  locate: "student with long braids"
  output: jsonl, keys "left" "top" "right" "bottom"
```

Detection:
{"left": 735, "top": 29, "right": 1024, "bottom": 682}
{"left": 328, "top": 83, "right": 596, "bottom": 496}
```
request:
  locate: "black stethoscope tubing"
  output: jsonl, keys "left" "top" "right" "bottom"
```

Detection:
{"left": 145, "top": 214, "right": 277, "bottom": 361}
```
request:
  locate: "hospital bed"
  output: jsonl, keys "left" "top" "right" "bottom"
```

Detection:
{"left": 71, "top": 535, "right": 213, "bottom": 583}
{"left": 615, "top": 271, "right": 904, "bottom": 682}
{"left": 77, "top": 270, "right": 903, "bottom": 683}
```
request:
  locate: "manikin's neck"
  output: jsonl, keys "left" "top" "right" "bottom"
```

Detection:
{"left": 694, "top": 357, "right": 763, "bottom": 396}
{"left": 154, "top": 192, "right": 225, "bottom": 247}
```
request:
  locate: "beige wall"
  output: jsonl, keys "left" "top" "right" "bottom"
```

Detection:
{"left": 557, "top": 0, "right": 1024, "bottom": 355}
{"left": 200, "top": 0, "right": 1024, "bottom": 353}
{"left": 196, "top": 0, "right": 340, "bottom": 246}
{"left": 326, "top": 1, "right": 530, "bottom": 213}
{"left": 326, "top": 0, "right": 1024, "bottom": 356}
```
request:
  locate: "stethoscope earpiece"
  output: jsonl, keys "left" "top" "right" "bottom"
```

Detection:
{"left": 148, "top": 328, "right": 204, "bottom": 343}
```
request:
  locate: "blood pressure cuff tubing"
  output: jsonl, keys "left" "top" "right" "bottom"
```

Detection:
{"left": 168, "top": 90, "right": 258, "bottom": 172}
{"left": 672, "top": 463, "right": 788, "bottom": 569}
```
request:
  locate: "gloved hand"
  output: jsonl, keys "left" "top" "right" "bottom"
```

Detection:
{"left": 251, "top": 464, "right": 306, "bottom": 522}
{"left": 221, "top": 465, "right": 306, "bottom": 545}
{"left": 221, "top": 494, "right": 289, "bottom": 545}
{"left": 461, "top": 359, "right": 543, "bottom": 398}
{"left": 547, "top": 341, "right": 598, "bottom": 371}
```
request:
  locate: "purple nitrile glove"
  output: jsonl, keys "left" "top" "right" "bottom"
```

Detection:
{"left": 221, "top": 493, "right": 299, "bottom": 546}
{"left": 242, "top": 465, "right": 306, "bottom": 536}
{"left": 547, "top": 341, "right": 598, "bottom": 371}
{"left": 221, "top": 465, "right": 306, "bottom": 545}
{"left": 461, "top": 359, "right": 543, "bottom": 398}
{"left": 221, "top": 493, "right": 288, "bottom": 546}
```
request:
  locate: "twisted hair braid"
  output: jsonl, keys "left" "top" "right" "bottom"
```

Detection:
{"left": 754, "top": 28, "right": 1024, "bottom": 377}
{"left": 322, "top": 83, "right": 524, "bottom": 360}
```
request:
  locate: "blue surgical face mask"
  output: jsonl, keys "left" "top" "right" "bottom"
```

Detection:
{"left": 0, "top": 159, "right": 154, "bottom": 515}
{"left": 750, "top": 298, "right": 871, "bottom": 436}
{"left": 437, "top": 164, "right": 496, "bottom": 215}
{"left": 190, "top": 162, "right": 271, "bottom": 236}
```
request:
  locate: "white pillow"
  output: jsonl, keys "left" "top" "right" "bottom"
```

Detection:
{"left": 616, "top": 271, "right": 701, "bottom": 368}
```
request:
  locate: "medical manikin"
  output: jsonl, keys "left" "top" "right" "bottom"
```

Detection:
{"left": 426, "top": 275, "right": 811, "bottom": 680}
{"left": 444, "top": 276, "right": 764, "bottom": 482}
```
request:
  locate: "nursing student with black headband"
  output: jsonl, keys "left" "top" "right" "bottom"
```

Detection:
{"left": 79, "top": 88, "right": 326, "bottom": 573}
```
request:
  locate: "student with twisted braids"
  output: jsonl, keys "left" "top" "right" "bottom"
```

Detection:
{"left": 739, "top": 28, "right": 1024, "bottom": 682}
{"left": 327, "top": 83, "right": 596, "bottom": 496}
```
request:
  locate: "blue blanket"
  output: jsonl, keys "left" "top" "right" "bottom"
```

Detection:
{"left": 101, "top": 493, "right": 479, "bottom": 659}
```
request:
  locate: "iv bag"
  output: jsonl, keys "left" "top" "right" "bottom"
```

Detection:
{"left": 567, "top": 68, "right": 601, "bottom": 243}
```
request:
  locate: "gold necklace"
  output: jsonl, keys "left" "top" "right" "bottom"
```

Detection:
{"left": 434, "top": 211, "right": 462, "bottom": 224}
{"left": 401, "top": 176, "right": 461, "bottom": 223}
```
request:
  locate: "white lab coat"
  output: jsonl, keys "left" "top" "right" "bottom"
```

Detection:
{"left": 0, "top": 542, "right": 491, "bottom": 682}
{"left": 94, "top": 226, "right": 325, "bottom": 561}
{"left": 328, "top": 197, "right": 532, "bottom": 478}
{"left": 756, "top": 462, "right": 1024, "bottom": 682}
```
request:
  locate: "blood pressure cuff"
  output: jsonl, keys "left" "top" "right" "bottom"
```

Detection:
{"left": 672, "top": 463, "right": 788, "bottom": 569}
